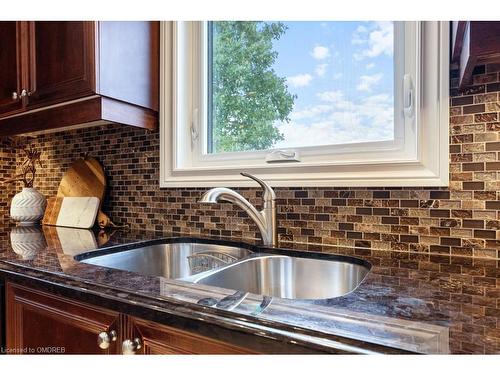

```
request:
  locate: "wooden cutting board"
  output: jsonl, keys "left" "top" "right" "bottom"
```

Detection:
{"left": 57, "top": 157, "right": 114, "bottom": 228}
{"left": 42, "top": 197, "right": 100, "bottom": 229}
{"left": 57, "top": 157, "right": 106, "bottom": 201}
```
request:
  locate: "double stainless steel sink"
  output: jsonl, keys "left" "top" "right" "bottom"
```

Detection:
{"left": 77, "top": 241, "right": 370, "bottom": 300}
{"left": 80, "top": 242, "right": 251, "bottom": 279}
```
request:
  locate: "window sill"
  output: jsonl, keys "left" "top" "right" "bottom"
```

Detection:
{"left": 160, "top": 159, "right": 449, "bottom": 188}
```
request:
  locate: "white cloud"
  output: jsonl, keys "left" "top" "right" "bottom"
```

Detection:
{"left": 315, "top": 64, "right": 328, "bottom": 77}
{"left": 351, "top": 25, "right": 368, "bottom": 45}
{"left": 287, "top": 73, "right": 313, "bottom": 87}
{"left": 311, "top": 45, "right": 330, "bottom": 60}
{"left": 356, "top": 73, "right": 383, "bottom": 92}
{"left": 353, "top": 22, "right": 394, "bottom": 60}
{"left": 290, "top": 104, "right": 332, "bottom": 121}
{"left": 332, "top": 72, "right": 343, "bottom": 80}
{"left": 317, "top": 90, "right": 353, "bottom": 111}
{"left": 316, "top": 90, "right": 344, "bottom": 103}
{"left": 276, "top": 121, "right": 340, "bottom": 148}
{"left": 275, "top": 90, "right": 394, "bottom": 148}
{"left": 366, "top": 63, "right": 375, "bottom": 70}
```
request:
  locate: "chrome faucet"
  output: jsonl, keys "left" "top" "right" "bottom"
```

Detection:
{"left": 199, "top": 173, "right": 277, "bottom": 247}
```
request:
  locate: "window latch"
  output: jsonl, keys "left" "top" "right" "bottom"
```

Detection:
{"left": 265, "top": 150, "right": 301, "bottom": 163}
{"left": 403, "top": 74, "right": 414, "bottom": 118}
{"left": 191, "top": 108, "right": 199, "bottom": 147}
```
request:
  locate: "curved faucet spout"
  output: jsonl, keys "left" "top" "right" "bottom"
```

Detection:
{"left": 200, "top": 188, "right": 268, "bottom": 238}
{"left": 198, "top": 174, "right": 277, "bottom": 247}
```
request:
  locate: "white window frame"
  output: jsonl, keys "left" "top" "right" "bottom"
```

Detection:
{"left": 160, "top": 21, "right": 449, "bottom": 188}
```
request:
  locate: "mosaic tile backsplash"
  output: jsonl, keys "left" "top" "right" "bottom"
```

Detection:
{"left": 0, "top": 141, "right": 15, "bottom": 223}
{"left": 3, "top": 64, "right": 500, "bottom": 259}
{"left": 0, "top": 140, "right": 16, "bottom": 248}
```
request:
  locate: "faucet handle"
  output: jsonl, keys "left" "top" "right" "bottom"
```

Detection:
{"left": 240, "top": 172, "right": 276, "bottom": 201}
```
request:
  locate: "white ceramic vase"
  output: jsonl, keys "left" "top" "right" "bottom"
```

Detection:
{"left": 10, "top": 226, "right": 46, "bottom": 260}
{"left": 10, "top": 187, "right": 47, "bottom": 225}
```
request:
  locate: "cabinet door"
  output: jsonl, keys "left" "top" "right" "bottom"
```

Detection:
{"left": 0, "top": 22, "right": 24, "bottom": 116}
{"left": 128, "top": 317, "right": 254, "bottom": 354}
{"left": 26, "top": 21, "right": 96, "bottom": 108}
{"left": 6, "top": 283, "right": 122, "bottom": 354}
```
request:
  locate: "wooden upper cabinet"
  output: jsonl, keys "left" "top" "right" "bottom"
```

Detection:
{"left": 26, "top": 22, "right": 96, "bottom": 108}
{"left": 0, "top": 21, "right": 159, "bottom": 136}
{"left": 452, "top": 21, "right": 500, "bottom": 89}
{"left": 98, "top": 21, "right": 159, "bottom": 111}
{"left": 0, "top": 22, "right": 24, "bottom": 116}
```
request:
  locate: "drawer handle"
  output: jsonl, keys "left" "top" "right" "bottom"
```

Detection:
{"left": 122, "top": 338, "right": 142, "bottom": 355}
{"left": 97, "top": 330, "right": 117, "bottom": 350}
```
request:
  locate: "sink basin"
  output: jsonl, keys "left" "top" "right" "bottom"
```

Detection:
{"left": 77, "top": 240, "right": 370, "bottom": 300}
{"left": 78, "top": 242, "right": 252, "bottom": 279}
{"left": 191, "top": 255, "right": 370, "bottom": 300}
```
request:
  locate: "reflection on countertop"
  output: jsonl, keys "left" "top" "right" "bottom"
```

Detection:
{"left": 1, "top": 223, "right": 498, "bottom": 354}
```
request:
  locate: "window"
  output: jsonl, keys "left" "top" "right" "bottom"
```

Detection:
{"left": 207, "top": 21, "right": 396, "bottom": 154}
{"left": 160, "top": 21, "right": 449, "bottom": 187}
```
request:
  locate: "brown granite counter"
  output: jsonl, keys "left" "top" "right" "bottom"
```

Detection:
{"left": 1, "top": 224, "right": 499, "bottom": 354}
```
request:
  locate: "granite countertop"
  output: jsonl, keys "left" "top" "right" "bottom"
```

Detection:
{"left": 1, "top": 224, "right": 499, "bottom": 354}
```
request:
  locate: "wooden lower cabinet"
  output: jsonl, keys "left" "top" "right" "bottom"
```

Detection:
{"left": 6, "top": 283, "right": 121, "bottom": 354}
{"left": 5, "top": 283, "right": 253, "bottom": 355}
{"left": 128, "top": 317, "right": 253, "bottom": 354}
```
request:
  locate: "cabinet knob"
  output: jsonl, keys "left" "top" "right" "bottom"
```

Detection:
{"left": 122, "top": 338, "right": 142, "bottom": 355}
{"left": 20, "top": 89, "right": 31, "bottom": 98}
{"left": 12, "top": 90, "right": 32, "bottom": 101}
{"left": 97, "top": 330, "right": 117, "bottom": 350}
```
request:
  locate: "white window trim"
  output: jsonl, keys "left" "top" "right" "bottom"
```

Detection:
{"left": 160, "top": 21, "right": 449, "bottom": 188}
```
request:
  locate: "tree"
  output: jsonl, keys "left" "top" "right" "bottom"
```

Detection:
{"left": 211, "top": 21, "right": 296, "bottom": 153}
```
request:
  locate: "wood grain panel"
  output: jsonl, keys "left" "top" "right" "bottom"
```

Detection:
{"left": 6, "top": 283, "right": 122, "bottom": 354}
{"left": 26, "top": 21, "right": 96, "bottom": 108}
{"left": 57, "top": 157, "right": 106, "bottom": 201}
{"left": 0, "top": 22, "right": 24, "bottom": 116}
{"left": 101, "top": 97, "right": 157, "bottom": 129}
{"left": 42, "top": 197, "right": 64, "bottom": 226}
{"left": 0, "top": 96, "right": 157, "bottom": 136}
{"left": 0, "top": 96, "right": 103, "bottom": 136}
{"left": 98, "top": 21, "right": 159, "bottom": 111}
{"left": 129, "top": 317, "right": 256, "bottom": 354}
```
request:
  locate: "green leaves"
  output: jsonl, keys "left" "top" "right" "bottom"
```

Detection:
{"left": 211, "top": 21, "right": 296, "bottom": 153}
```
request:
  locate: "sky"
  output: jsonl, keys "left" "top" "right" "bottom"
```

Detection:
{"left": 270, "top": 21, "right": 395, "bottom": 149}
